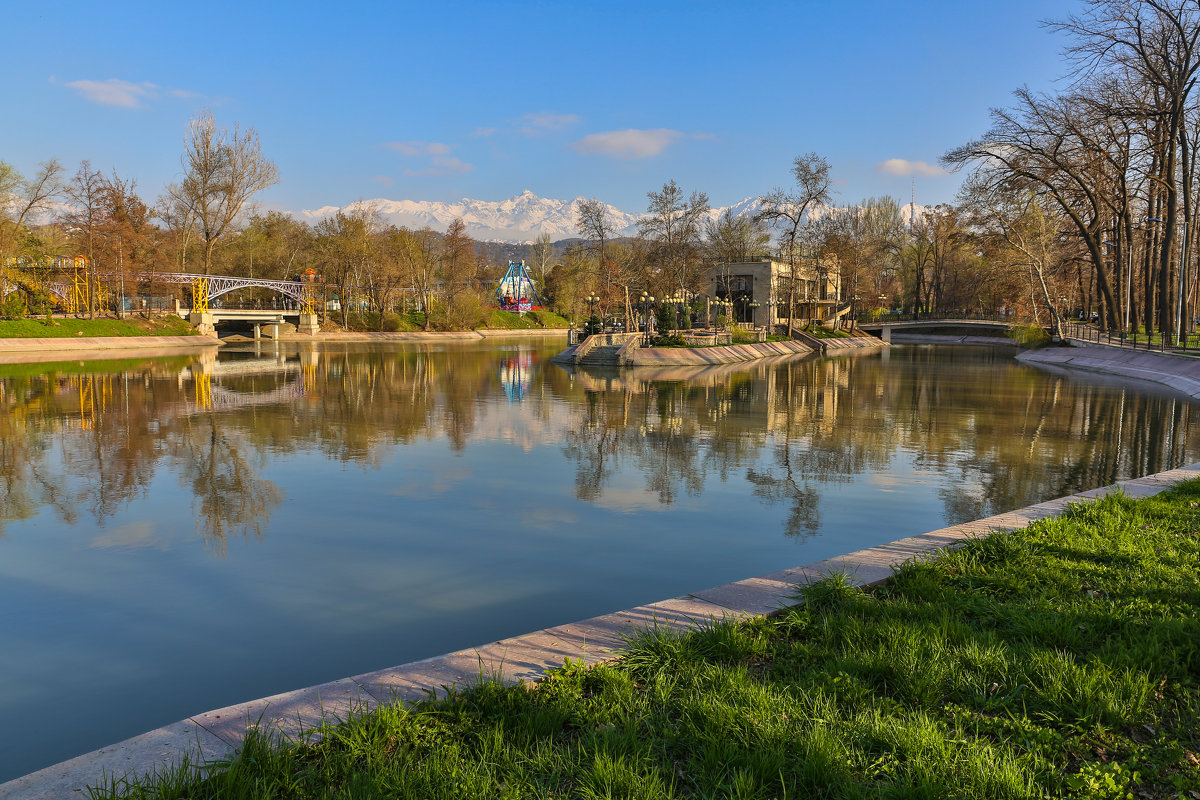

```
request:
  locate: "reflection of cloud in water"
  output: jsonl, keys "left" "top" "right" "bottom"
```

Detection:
{"left": 589, "top": 487, "right": 676, "bottom": 513}
{"left": 389, "top": 467, "right": 473, "bottom": 497}
{"left": 865, "top": 471, "right": 937, "bottom": 492}
{"left": 89, "top": 522, "right": 168, "bottom": 551}
{"left": 520, "top": 508, "right": 579, "bottom": 529}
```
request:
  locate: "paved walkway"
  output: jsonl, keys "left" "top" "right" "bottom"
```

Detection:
{"left": 4, "top": 461, "right": 1198, "bottom": 799}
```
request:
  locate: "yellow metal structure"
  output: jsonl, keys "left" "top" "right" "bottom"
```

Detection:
{"left": 194, "top": 371, "right": 212, "bottom": 409}
{"left": 70, "top": 260, "right": 86, "bottom": 316}
{"left": 192, "top": 278, "right": 210, "bottom": 313}
{"left": 78, "top": 376, "right": 94, "bottom": 429}
{"left": 301, "top": 285, "right": 317, "bottom": 315}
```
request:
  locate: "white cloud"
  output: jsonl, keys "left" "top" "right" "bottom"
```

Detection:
{"left": 384, "top": 141, "right": 452, "bottom": 157}
{"left": 57, "top": 77, "right": 215, "bottom": 108}
{"left": 518, "top": 111, "right": 580, "bottom": 134}
{"left": 371, "top": 175, "right": 395, "bottom": 187}
{"left": 876, "top": 158, "right": 948, "bottom": 177}
{"left": 572, "top": 128, "right": 683, "bottom": 159}
{"left": 473, "top": 126, "right": 497, "bottom": 137}
{"left": 404, "top": 155, "right": 474, "bottom": 176}
{"left": 63, "top": 78, "right": 159, "bottom": 108}
{"left": 384, "top": 141, "right": 471, "bottom": 175}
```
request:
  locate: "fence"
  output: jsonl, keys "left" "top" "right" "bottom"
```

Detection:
{"left": 1061, "top": 322, "right": 1200, "bottom": 355}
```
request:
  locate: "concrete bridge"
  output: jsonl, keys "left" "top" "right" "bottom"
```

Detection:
{"left": 856, "top": 318, "right": 1018, "bottom": 342}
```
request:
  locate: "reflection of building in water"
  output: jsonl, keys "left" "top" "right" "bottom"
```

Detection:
{"left": 565, "top": 352, "right": 860, "bottom": 438}
{"left": 498, "top": 351, "right": 534, "bottom": 403}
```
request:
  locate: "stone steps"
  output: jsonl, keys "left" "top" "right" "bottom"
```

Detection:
{"left": 578, "top": 344, "right": 624, "bottom": 366}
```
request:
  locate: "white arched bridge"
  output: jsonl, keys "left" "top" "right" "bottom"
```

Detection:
{"left": 856, "top": 317, "right": 1022, "bottom": 342}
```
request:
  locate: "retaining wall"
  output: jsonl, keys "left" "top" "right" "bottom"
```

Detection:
{"left": 1017, "top": 344, "right": 1200, "bottom": 399}
{"left": 0, "top": 335, "right": 219, "bottom": 354}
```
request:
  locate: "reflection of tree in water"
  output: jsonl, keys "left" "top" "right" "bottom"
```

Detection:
{"left": 561, "top": 348, "right": 1200, "bottom": 534}
{"left": 0, "top": 362, "right": 283, "bottom": 551}
{"left": 0, "top": 346, "right": 538, "bottom": 548}
{"left": 171, "top": 414, "right": 284, "bottom": 556}
{"left": 4, "top": 345, "right": 1200, "bottom": 549}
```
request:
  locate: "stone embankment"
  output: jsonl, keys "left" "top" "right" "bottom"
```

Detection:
{"left": 5, "top": 462, "right": 1195, "bottom": 798}
{"left": 1017, "top": 343, "right": 1200, "bottom": 399}
{"left": 553, "top": 330, "right": 886, "bottom": 368}
{"left": 0, "top": 335, "right": 219, "bottom": 353}
{"left": 0, "top": 336, "right": 221, "bottom": 365}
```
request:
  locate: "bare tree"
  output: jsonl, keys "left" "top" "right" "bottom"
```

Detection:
{"left": 639, "top": 179, "right": 710, "bottom": 297}
{"left": 0, "top": 159, "right": 64, "bottom": 262}
{"left": 171, "top": 110, "right": 279, "bottom": 276}
{"left": 529, "top": 231, "right": 557, "bottom": 286}
{"left": 757, "top": 153, "right": 833, "bottom": 334}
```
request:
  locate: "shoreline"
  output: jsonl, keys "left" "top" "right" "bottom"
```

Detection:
{"left": 0, "top": 335, "right": 220, "bottom": 355}
{"left": 4, "top": 460, "right": 1197, "bottom": 797}
{"left": 1017, "top": 342, "right": 1200, "bottom": 399}
{"left": 0, "top": 329, "right": 571, "bottom": 362}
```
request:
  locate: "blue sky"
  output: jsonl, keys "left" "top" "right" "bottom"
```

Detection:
{"left": 3, "top": 0, "right": 1080, "bottom": 215}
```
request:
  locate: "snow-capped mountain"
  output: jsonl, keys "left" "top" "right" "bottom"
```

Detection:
{"left": 297, "top": 190, "right": 763, "bottom": 244}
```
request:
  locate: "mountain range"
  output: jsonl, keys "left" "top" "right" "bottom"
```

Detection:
{"left": 297, "top": 190, "right": 764, "bottom": 244}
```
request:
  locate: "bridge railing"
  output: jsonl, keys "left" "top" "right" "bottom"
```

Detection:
{"left": 855, "top": 311, "right": 1024, "bottom": 325}
{"left": 1061, "top": 322, "right": 1200, "bottom": 355}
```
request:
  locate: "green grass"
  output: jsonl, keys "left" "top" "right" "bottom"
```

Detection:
{"left": 90, "top": 485, "right": 1200, "bottom": 799}
{"left": 483, "top": 309, "right": 570, "bottom": 329}
{"left": 803, "top": 324, "right": 853, "bottom": 339}
{"left": 0, "top": 315, "right": 198, "bottom": 338}
{"left": 0, "top": 355, "right": 196, "bottom": 379}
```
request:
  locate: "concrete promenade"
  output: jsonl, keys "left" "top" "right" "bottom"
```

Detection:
{"left": 4, "top": 461, "right": 1198, "bottom": 798}
{"left": 1018, "top": 343, "right": 1200, "bottom": 400}
{"left": 0, "top": 335, "right": 220, "bottom": 354}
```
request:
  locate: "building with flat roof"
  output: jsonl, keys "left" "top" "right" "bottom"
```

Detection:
{"left": 705, "top": 257, "right": 842, "bottom": 329}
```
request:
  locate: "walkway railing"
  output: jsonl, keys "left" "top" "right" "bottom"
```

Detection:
{"left": 856, "top": 311, "right": 1022, "bottom": 325}
{"left": 1061, "top": 322, "right": 1200, "bottom": 356}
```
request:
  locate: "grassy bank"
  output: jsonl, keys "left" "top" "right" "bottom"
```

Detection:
{"left": 0, "top": 316, "right": 198, "bottom": 338}
{"left": 94, "top": 487, "right": 1200, "bottom": 799}
{"left": 325, "top": 309, "right": 571, "bottom": 333}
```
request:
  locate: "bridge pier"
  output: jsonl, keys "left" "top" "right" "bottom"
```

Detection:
{"left": 188, "top": 311, "right": 216, "bottom": 337}
{"left": 880, "top": 327, "right": 891, "bottom": 343}
{"left": 253, "top": 324, "right": 261, "bottom": 340}
{"left": 297, "top": 313, "right": 320, "bottom": 336}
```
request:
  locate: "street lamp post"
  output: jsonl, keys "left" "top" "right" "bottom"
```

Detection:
{"left": 585, "top": 294, "right": 600, "bottom": 334}
{"left": 638, "top": 291, "right": 655, "bottom": 334}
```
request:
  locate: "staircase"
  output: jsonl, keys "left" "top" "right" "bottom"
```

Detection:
{"left": 578, "top": 344, "right": 624, "bottom": 366}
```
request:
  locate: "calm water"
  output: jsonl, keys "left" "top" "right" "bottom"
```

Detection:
{"left": 1, "top": 340, "right": 1197, "bottom": 780}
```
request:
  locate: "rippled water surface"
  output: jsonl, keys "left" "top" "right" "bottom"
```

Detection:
{"left": 1, "top": 339, "right": 1197, "bottom": 780}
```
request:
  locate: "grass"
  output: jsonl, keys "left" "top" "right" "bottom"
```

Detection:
{"left": 333, "top": 309, "right": 571, "bottom": 332}
{"left": 90, "top": 485, "right": 1200, "bottom": 799}
{"left": 0, "top": 315, "right": 198, "bottom": 338}
{"left": 803, "top": 324, "right": 853, "bottom": 340}
{"left": 483, "top": 309, "right": 571, "bottom": 329}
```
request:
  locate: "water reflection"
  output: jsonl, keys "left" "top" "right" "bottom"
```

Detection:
{"left": 560, "top": 346, "right": 1194, "bottom": 526}
{"left": 0, "top": 344, "right": 1195, "bottom": 553}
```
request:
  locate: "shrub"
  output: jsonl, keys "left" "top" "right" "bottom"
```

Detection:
{"left": 0, "top": 292, "right": 27, "bottom": 320}
{"left": 1008, "top": 323, "right": 1051, "bottom": 348}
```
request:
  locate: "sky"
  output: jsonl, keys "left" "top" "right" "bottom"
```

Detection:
{"left": 2, "top": 0, "right": 1083, "bottom": 216}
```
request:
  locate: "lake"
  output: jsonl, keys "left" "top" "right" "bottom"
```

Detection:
{"left": 0, "top": 339, "right": 1196, "bottom": 781}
